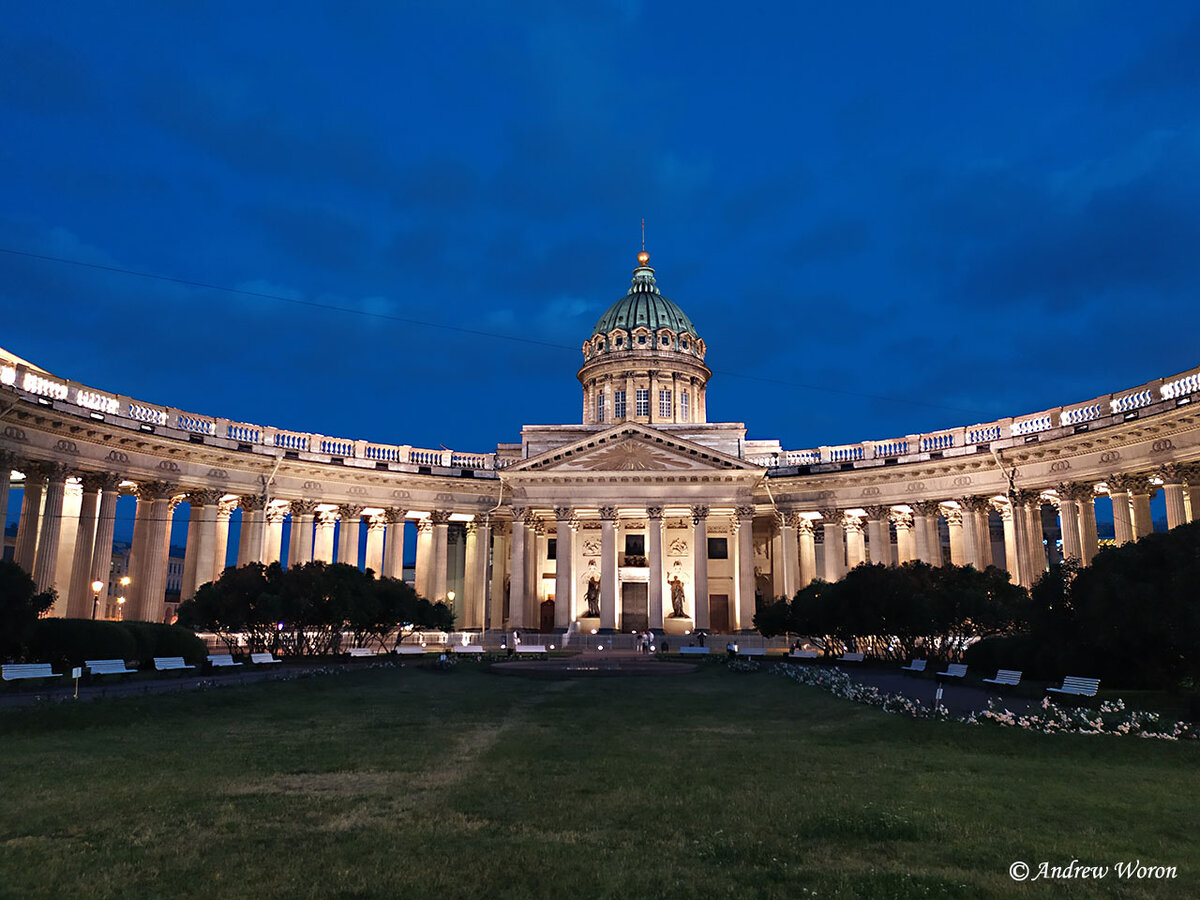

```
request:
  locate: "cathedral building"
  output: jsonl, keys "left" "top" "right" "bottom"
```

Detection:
{"left": 2, "top": 250, "right": 1199, "bottom": 633}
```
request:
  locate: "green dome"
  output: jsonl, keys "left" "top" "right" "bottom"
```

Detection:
{"left": 591, "top": 261, "right": 699, "bottom": 338}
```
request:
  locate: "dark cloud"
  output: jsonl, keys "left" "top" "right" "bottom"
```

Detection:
{"left": 781, "top": 220, "right": 870, "bottom": 267}
{"left": 1102, "top": 17, "right": 1200, "bottom": 103}
{"left": 246, "top": 203, "right": 371, "bottom": 273}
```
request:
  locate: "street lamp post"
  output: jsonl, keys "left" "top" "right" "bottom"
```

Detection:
{"left": 90, "top": 580, "right": 104, "bottom": 620}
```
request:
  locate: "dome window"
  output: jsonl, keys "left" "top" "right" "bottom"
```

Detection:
{"left": 681, "top": 339, "right": 689, "bottom": 350}
{"left": 638, "top": 335, "right": 647, "bottom": 345}
{"left": 615, "top": 336, "right": 623, "bottom": 347}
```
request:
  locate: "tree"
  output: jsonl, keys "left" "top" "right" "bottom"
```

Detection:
{"left": 0, "top": 560, "right": 56, "bottom": 661}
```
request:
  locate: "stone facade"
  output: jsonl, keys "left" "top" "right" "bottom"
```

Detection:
{"left": 3, "top": 253, "right": 1199, "bottom": 629}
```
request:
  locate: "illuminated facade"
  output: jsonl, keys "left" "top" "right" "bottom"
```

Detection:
{"left": 3, "top": 251, "right": 1199, "bottom": 632}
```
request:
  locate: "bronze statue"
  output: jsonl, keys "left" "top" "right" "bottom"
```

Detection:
{"left": 585, "top": 576, "right": 601, "bottom": 617}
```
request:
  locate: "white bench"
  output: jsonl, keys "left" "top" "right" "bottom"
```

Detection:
{"left": 680, "top": 646, "right": 710, "bottom": 655}
{"left": 788, "top": 649, "right": 819, "bottom": 660}
{"left": 982, "top": 669, "right": 1022, "bottom": 687}
{"left": 454, "top": 645, "right": 484, "bottom": 654}
{"left": 347, "top": 647, "right": 378, "bottom": 658}
{"left": 899, "top": 659, "right": 927, "bottom": 673}
{"left": 1047, "top": 676, "right": 1100, "bottom": 697}
{"left": 938, "top": 663, "right": 967, "bottom": 678}
{"left": 394, "top": 646, "right": 426, "bottom": 656}
{"left": 738, "top": 647, "right": 767, "bottom": 657}
{"left": 207, "top": 654, "right": 243, "bottom": 668}
{"left": 2, "top": 663, "right": 61, "bottom": 682}
{"left": 516, "top": 644, "right": 548, "bottom": 654}
{"left": 153, "top": 657, "right": 195, "bottom": 672}
{"left": 250, "top": 652, "right": 281, "bottom": 665}
{"left": 85, "top": 659, "right": 136, "bottom": 676}
{"left": 837, "top": 652, "right": 864, "bottom": 663}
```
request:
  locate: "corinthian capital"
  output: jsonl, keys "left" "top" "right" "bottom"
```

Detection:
{"left": 911, "top": 500, "right": 941, "bottom": 517}
{"left": 238, "top": 494, "right": 267, "bottom": 512}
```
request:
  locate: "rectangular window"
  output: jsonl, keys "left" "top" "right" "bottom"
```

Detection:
{"left": 625, "top": 534, "right": 645, "bottom": 556}
{"left": 614, "top": 390, "right": 626, "bottom": 418}
{"left": 635, "top": 388, "right": 649, "bottom": 417}
{"left": 707, "top": 537, "right": 728, "bottom": 559}
{"left": 547, "top": 538, "right": 557, "bottom": 560}
{"left": 681, "top": 392, "right": 690, "bottom": 422}
{"left": 659, "top": 389, "right": 672, "bottom": 418}
{"left": 596, "top": 392, "right": 605, "bottom": 423}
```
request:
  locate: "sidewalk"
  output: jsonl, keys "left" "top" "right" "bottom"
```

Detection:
{"left": 842, "top": 666, "right": 1035, "bottom": 716}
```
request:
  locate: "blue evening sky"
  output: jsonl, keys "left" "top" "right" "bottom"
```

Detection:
{"left": 3, "top": 2, "right": 1199, "bottom": 460}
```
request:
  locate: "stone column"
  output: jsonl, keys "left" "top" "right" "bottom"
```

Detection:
{"left": 691, "top": 506, "right": 710, "bottom": 630}
{"left": 1160, "top": 465, "right": 1189, "bottom": 530}
{"left": 735, "top": 506, "right": 756, "bottom": 631}
{"left": 132, "top": 481, "right": 177, "bottom": 622}
{"left": 844, "top": 514, "right": 866, "bottom": 569}
{"left": 974, "top": 503, "right": 994, "bottom": 569}
{"left": 314, "top": 509, "right": 337, "bottom": 563}
{"left": 960, "top": 496, "right": 988, "bottom": 566}
{"left": 797, "top": 518, "right": 817, "bottom": 587}
{"left": 599, "top": 506, "right": 617, "bottom": 632}
{"left": 1127, "top": 476, "right": 1156, "bottom": 539}
{"left": 780, "top": 512, "right": 800, "bottom": 596}
{"left": 995, "top": 500, "right": 1019, "bottom": 583}
{"left": 415, "top": 518, "right": 433, "bottom": 597}
{"left": 892, "top": 511, "right": 914, "bottom": 564}
{"left": 864, "top": 506, "right": 890, "bottom": 567}
{"left": 1106, "top": 475, "right": 1135, "bottom": 546}
{"left": 87, "top": 474, "right": 122, "bottom": 612}
{"left": 462, "top": 518, "right": 484, "bottom": 629}
{"left": 943, "top": 507, "right": 964, "bottom": 566}
{"left": 507, "top": 510, "right": 526, "bottom": 627}
{"left": 14, "top": 462, "right": 47, "bottom": 574}
{"left": 1055, "top": 483, "right": 1086, "bottom": 563}
{"left": 337, "top": 504, "right": 363, "bottom": 568}
{"left": 66, "top": 473, "right": 104, "bottom": 617}
{"left": 490, "top": 520, "right": 510, "bottom": 628}
{"left": 820, "top": 507, "right": 844, "bottom": 582}
{"left": 382, "top": 508, "right": 406, "bottom": 579}
{"left": 1025, "top": 498, "right": 1048, "bottom": 579}
{"left": 554, "top": 507, "right": 575, "bottom": 631}
{"left": 33, "top": 464, "right": 69, "bottom": 594}
{"left": 210, "top": 497, "right": 234, "bottom": 575}
{"left": 264, "top": 503, "right": 288, "bottom": 565}
{"left": 525, "top": 516, "right": 541, "bottom": 627}
{"left": 237, "top": 496, "right": 266, "bottom": 566}
{"left": 646, "top": 507, "right": 664, "bottom": 630}
{"left": 0, "top": 454, "right": 11, "bottom": 551}
{"left": 1077, "top": 492, "right": 1098, "bottom": 565}
{"left": 289, "top": 500, "right": 318, "bottom": 567}
{"left": 365, "top": 513, "right": 386, "bottom": 576}
{"left": 910, "top": 504, "right": 930, "bottom": 564}
{"left": 430, "top": 510, "right": 450, "bottom": 602}
{"left": 182, "top": 489, "right": 222, "bottom": 600}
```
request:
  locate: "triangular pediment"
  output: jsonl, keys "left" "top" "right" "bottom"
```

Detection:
{"left": 507, "top": 423, "right": 763, "bottom": 474}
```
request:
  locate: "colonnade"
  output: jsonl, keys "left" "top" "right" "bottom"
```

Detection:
{"left": 780, "top": 466, "right": 1199, "bottom": 591}
{"left": 2, "top": 454, "right": 490, "bottom": 627}
{"left": 5, "top": 451, "right": 1198, "bottom": 628}
{"left": 501, "top": 504, "right": 759, "bottom": 634}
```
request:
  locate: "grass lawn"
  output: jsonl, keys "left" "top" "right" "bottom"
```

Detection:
{"left": 1, "top": 663, "right": 1196, "bottom": 899}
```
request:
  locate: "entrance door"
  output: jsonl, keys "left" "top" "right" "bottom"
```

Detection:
{"left": 621, "top": 583, "right": 648, "bottom": 632}
{"left": 539, "top": 599, "right": 556, "bottom": 634}
{"left": 709, "top": 594, "right": 730, "bottom": 632}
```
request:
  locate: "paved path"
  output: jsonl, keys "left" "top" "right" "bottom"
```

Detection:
{"left": 837, "top": 666, "right": 1035, "bottom": 716}
{"left": 0, "top": 664, "right": 345, "bottom": 709}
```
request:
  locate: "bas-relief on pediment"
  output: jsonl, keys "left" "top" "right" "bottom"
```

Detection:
{"left": 550, "top": 438, "right": 712, "bottom": 472}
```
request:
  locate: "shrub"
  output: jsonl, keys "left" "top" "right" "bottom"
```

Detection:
{"left": 120, "top": 621, "right": 206, "bottom": 665}
{"left": 24, "top": 619, "right": 137, "bottom": 670}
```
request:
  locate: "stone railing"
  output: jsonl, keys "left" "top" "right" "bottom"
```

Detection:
{"left": 750, "top": 364, "right": 1200, "bottom": 470}
{"left": 3, "top": 349, "right": 1197, "bottom": 477}
{"left": 0, "top": 351, "right": 499, "bottom": 474}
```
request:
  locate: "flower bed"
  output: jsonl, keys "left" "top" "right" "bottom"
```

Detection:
{"left": 772, "top": 663, "right": 1200, "bottom": 741}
